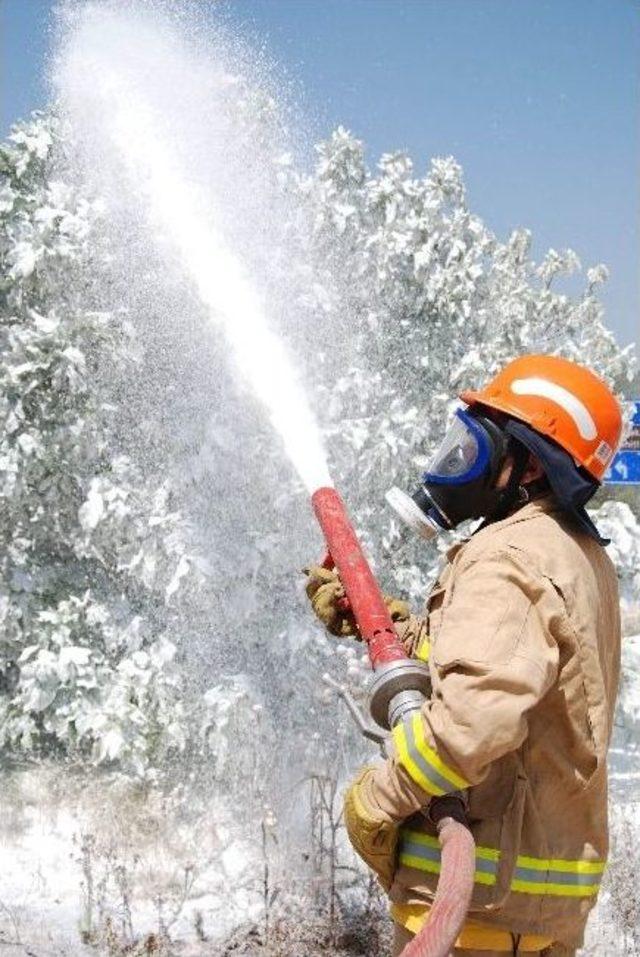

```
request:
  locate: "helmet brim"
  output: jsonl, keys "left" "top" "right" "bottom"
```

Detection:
{"left": 458, "top": 389, "right": 532, "bottom": 426}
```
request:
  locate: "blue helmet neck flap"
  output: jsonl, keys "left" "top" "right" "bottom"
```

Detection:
{"left": 503, "top": 418, "right": 608, "bottom": 546}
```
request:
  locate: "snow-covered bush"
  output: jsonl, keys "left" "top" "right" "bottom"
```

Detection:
{"left": 0, "top": 116, "right": 195, "bottom": 772}
{"left": 592, "top": 501, "right": 640, "bottom": 611}
{"left": 617, "top": 636, "right": 640, "bottom": 738}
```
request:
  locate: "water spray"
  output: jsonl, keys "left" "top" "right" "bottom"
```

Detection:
{"left": 55, "top": 6, "right": 476, "bottom": 952}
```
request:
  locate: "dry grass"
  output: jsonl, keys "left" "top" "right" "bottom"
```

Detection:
{"left": 0, "top": 767, "right": 637, "bottom": 957}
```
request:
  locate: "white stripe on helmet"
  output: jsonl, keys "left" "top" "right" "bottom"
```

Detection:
{"left": 510, "top": 377, "right": 597, "bottom": 441}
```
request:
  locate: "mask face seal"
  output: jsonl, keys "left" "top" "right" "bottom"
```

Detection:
{"left": 387, "top": 408, "right": 510, "bottom": 537}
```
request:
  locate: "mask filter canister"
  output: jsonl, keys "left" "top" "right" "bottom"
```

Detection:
{"left": 385, "top": 486, "right": 447, "bottom": 541}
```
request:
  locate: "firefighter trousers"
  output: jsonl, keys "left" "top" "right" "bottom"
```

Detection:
{"left": 391, "top": 922, "right": 576, "bottom": 956}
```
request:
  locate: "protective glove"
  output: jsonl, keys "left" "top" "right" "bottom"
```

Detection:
{"left": 304, "top": 565, "right": 357, "bottom": 637}
{"left": 343, "top": 766, "right": 399, "bottom": 891}
{"left": 385, "top": 595, "right": 412, "bottom": 622}
{"left": 304, "top": 565, "right": 411, "bottom": 639}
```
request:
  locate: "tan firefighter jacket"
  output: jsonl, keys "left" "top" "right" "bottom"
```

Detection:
{"left": 368, "top": 495, "right": 621, "bottom": 949}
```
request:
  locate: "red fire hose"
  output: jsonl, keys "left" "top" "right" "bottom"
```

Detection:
{"left": 311, "top": 486, "right": 476, "bottom": 957}
{"left": 401, "top": 814, "right": 476, "bottom": 957}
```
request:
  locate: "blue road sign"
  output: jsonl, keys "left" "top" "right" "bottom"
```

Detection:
{"left": 604, "top": 400, "right": 640, "bottom": 486}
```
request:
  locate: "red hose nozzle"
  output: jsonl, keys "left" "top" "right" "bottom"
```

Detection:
{"left": 312, "top": 487, "right": 408, "bottom": 670}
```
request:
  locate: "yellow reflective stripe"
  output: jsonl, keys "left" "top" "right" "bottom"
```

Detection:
{"left": 399, "top": 853, "right": 496, "bottom": 883}
{"left": 476, "top": 845, "right": 501, "bottom": 862}
{"left": 392, "top": 721, "right": 445, "bottom": 796}
{"left": 516, "top": 855, "right": 606, "bottom": 874}
{"left": 510, "top": 879, "right": 600, "bottom": 898}
{"left": 402, "top": 829, "right": 500, "bottom": 861}
{"left": 400, "top": 827, "right": 605, "bottom": 899}
{"left": 401, "top": 829, "right": 439, "bottom": 849}
{"left": 399, "top": 830, "right": 499, "bottom": 887}
{"left": 403, "top": 829, "right": 603, "bottom": 871}
{"left": 412, "top": 714, "right": 469, "bottom": 791}
{"left": 400, "top": 861, "right": 602, "bottom": 896}
{"left": 415, "top": 636, "right": 431, "bottom": 662}
{"left": 392, "top": 714, "right": 469, "bottom": 796}
{"left": 400, "top": 853, "right": 441, "bottom": 875}
{"left": 398, "top": 853, "right": 498, "bottom": 887}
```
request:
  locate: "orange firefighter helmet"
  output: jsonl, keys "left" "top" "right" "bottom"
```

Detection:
{"left": 460, "top": 354, "right": 623, "bottom": 482}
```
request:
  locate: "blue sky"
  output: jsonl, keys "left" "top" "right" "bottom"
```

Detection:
{"left": 2, "top": 0, "right": 638, "bottom": 347}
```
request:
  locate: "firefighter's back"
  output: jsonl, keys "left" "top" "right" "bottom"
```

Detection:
{"left": 468, "top": 496, "right": 621, "bottom": 946}
{"left": 390, "top": 496, "right": 621, "bottom": 950}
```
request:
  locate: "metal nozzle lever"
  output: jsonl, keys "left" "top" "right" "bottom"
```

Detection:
{"left": 322, "top": 674, "right": 387, "bottom": 751}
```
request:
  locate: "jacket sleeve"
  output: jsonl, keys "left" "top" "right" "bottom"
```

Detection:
{"left": 374, "top": 547, "right": 562, "bottom": 816}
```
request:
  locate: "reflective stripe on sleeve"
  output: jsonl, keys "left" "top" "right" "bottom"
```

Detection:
{"left": 415, "top": 636, "right": 431, "bottom": 662}
{"left": 392, "top": 713, "right": 469, "bottom": 796}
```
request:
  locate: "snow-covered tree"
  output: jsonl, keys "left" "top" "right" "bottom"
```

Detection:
{"left": 302, "top": 128, "right": 636, "bottom": 596}
{"left": 0, "top": 116, "right": 194, "bottom": 772}
{"left": 1, "top": 112, "right": 637, "bottom": 776}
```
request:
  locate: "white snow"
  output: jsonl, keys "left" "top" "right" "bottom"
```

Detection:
{"left": 79, "top": 483, "right": 105, "bottom": 531}
{"left": 0, "top": 767, "right": 262, "bottom": 954}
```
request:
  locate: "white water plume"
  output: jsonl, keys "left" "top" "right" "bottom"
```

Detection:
{"left": 53, "top": 1, "right": 331, "bottom": 493}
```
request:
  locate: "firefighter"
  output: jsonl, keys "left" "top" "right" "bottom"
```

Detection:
{"left": 305, "top": 355, "right": 622, "bottom": 957}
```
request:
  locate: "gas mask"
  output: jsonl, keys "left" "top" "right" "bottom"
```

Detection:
{"left": 386, "top": 407, "right": 527, "bottom": 540}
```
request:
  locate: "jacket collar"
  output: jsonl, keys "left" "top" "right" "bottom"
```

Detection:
{"left": 478, "top": 493, "right": 560, "bottom": 533}
{"left": 444, "top": 494, "right": 559, "bottom": 563}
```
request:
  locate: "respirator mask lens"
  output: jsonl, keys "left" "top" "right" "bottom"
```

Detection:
{"left": 424, "top": 409, "right": 492, "bottom": 484}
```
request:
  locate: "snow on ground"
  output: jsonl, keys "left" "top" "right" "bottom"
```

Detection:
{"left": 0, "top": 630, "right": 638, "bottom": 956}
{"left": 0, "top": 766, "right": 262, "bottom": 956}
{"left": 581, "top": 800, "right": 640, "bottom": 957}
{"left": 0, "top": 761, "right": 638, "bottom": 956}
{"left": 0, "top": 797, "right": 82, "bottom": 955}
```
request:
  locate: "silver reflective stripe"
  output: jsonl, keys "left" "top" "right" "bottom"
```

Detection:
{"left": 400, "top": 839, "right": 441, "bottom": 865}
{"left": 404, "top": 717, "right": 456, "bottom": 794}
{"left": 400, "top": 837, "right": 499, "bottom": 877}
{"left": 475, "top": 856, "right": 500, "bottom": 876}
{"left": 400, "top": 828, "right": 605, "bottom": 899}
{"left": 514, "top": 867, "right": 601, "bottom": 887}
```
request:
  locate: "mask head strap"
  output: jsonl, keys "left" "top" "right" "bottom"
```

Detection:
{"left": 483, "top": 437, "right": 530, "bottom": 525}
{"left": 504, "top": 418, "right": 608, "bottom": 545}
